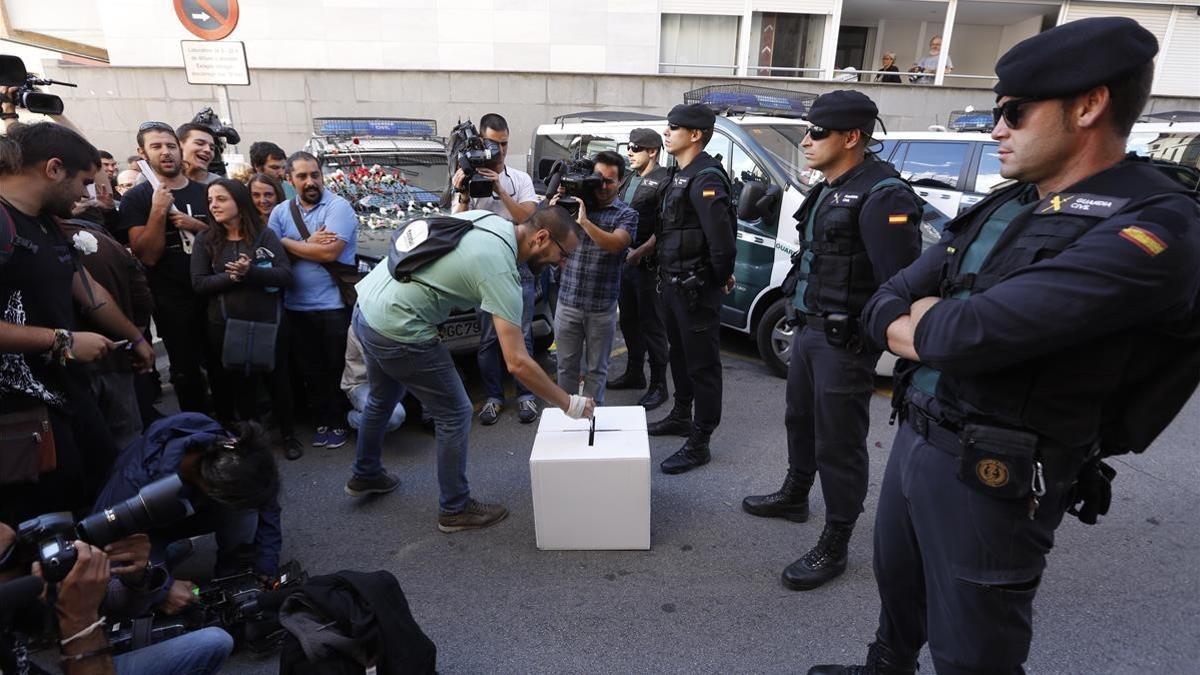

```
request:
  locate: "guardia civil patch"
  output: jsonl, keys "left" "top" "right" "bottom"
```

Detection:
{"left": 1119, "top": 226, "right": 1167, "bottom": 256}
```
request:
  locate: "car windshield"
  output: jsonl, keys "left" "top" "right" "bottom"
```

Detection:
{"left": 321, "top": 152, "right": 449, "bottom": 210}
{"left": 741, "top": 124, "right": 818, "bottom": 189}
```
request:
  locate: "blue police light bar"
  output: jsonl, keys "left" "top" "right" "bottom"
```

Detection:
{"left": 313, "top": 117, "right": 438, "bottom": 138}
{"left": 947, "top": 109, "right": 994, "bottom": 132}
{"left": 684, "top": 85, "right": 817, "bottom": 119}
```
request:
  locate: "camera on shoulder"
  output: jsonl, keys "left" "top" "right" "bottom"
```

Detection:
{"left": 543, "top": 157, "right": 602, "bottom": 215}
{"left": 450, "top": 120, "right": 504, "bottom": 199}
{"left": 0, "top": 54, "right": 75, "bottom": 116}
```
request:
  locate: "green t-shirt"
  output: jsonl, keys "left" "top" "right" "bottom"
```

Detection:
{"left": 355, "top": 210, "right": 524, "bottom": 344}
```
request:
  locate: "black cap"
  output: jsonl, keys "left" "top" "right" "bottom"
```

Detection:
{"left": 667, "top": 103, "right": 716, "bottom": 130}
{"left": 804, "top": 90, "right": 879, "bottom": 132}
{"left": 994, "top": 17, "right": 1158, "bottom": 99}
{"left": 629, "top": 128, "right": 662, "bottom": 149}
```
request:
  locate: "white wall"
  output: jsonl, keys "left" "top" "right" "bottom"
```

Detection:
{"left": 997, "top": 14, "right": 1043, "bottom": 56}
{"left": 95, "top": 0, "right": 661, "bottom": 74}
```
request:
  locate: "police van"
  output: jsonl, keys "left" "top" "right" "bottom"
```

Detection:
{"left": 529, "top": 86, "right": 951, "bottom": 376}
{"left": 306, "top": 117, "right": 555, "bottom": 355}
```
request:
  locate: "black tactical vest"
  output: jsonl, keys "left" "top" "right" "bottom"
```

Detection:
{"left": 623, "top": 165, "right": 670, "bottom": 248}
{"left": 904, "top": 158, "right": 1197, "bottom": 451}
{"left": 791, "top": 160, "right": 918, "bottom": 316}
{"left": 658, "top": 153, "right": 732, "bottom": 277}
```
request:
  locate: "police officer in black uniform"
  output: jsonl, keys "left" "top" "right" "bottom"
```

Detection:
{"left": 810, "top": 17, "right": 1200, "bottom": 674}
{"left": 647, "top": 103, "right": 737, "bottom": 475}
{"left": 609, "top": 127, "right": 671, "bottom": 410}
{"left": 743, "top": 91, "right": 922, "bottom": 591}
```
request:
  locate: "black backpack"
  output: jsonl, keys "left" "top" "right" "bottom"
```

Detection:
{"left": 385, "top": 212, "right": 511, "bottom": 282}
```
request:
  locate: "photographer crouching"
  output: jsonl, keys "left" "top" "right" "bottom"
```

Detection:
{"left": 1, "top": 520, "right": 234, "bottom": 675}
{"left": 92, "top": 415, "right": 282, "bottom": 601}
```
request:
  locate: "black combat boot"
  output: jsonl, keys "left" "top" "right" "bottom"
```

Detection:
{"left": 607, "top": 368, "right": 647, "bottom": 390}
{"left": 741, "top": 468, "right": 812, "bottom": 522}
{"left": 660, "top": 428, "right": 712, "bottom": 474}
{"left": 647, "top": 401, "right": 692, "bottom": 437}
{"left": 782, "top": 521, "right": 854, "bottom": 591}
{"left": 637, "top": 379, "right": 669, "bottom": 411}
{"left": 807, "top": 641, "right": 918, "bottom": 675}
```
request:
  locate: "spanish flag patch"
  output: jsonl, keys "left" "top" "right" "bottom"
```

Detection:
{"left": 702, "top": 188, "right": 717, "bottom": 198}
{"left": 1119, "top": 226, "right": 1167, "bottom": 256}
{"left": 887, "top": 214, "right": 908, "bottom": 226}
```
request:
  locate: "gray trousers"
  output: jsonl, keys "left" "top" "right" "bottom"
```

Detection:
{"left": 554, "top": 302, "right": 619, "bottom": 406}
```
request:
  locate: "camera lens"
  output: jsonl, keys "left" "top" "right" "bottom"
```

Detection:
{"left": 77, "top": 475, "right": 192, "bottom": 547}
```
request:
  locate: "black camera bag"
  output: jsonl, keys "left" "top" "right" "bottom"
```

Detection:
{"left": 386, "top": 212, "right": 511, "bottom": 282}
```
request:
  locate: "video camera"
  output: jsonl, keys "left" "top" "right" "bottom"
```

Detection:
{"left": 107, "top": 560, "right": 308, "bottom": 657}
{"left": 16, "top": 475, "right": 193, "bottom": 583}
{"left": 543, "top": 157, "right": 602, "bottom": 215}
{"left": 190, "top": 106, "right": 241, "bottom": 177}
{"left": 449, "top": 119, "right": 503, "bottom": 199}
{"left": 0, "top": 54, "right": 76, "bottom": 116}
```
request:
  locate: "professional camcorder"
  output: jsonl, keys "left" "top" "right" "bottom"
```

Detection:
{"left": 543, "top": 157, "right": 602, "bottom": 215}
{"left": 0, "top": 54, "right": 76, "bottom": 116}
{"left": 449, "top": 119, "right": 503, "bottom": 199}
{"left": 106, "top": 560, "right": 308, "bottom": 656}
{"left": 191, "top": 106, "right": 241, "bottom": 176}
{"left": 16, "top": 475, "right": 193, "bottom": 583}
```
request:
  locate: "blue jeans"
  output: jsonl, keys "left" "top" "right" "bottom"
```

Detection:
{"left": 347, "top": 383, "right": 407, "bottom": 432}
{"left": 352, "top": 310, "right": 474, "bottom": 513}
{"left": 477, "top": 270, "right": 536, "bottom": 403}
{"left": 554, "top": 302, "right": 619, "bottom": 406}
{"left": 114, "top": 626, "right": 233, "bottom": 675}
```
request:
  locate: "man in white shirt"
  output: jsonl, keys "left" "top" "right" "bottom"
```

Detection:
{"left": 450, "top": 113, "right": 542, "bottom": 426}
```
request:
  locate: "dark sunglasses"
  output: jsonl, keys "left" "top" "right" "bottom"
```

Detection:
{"left": 667, "top": 123, "right": 681, "bottom": 131}
{"left": 805, "top": 126, "right": 833, "bottom": 141}
{"left": 138, "top": 121, "right": 173, "bottom": 133}
{"left": 992, "top": 98, "right": 1040, "bottom": 129}
{"left": 628, "top": 144, "right": 648, "bottom": 153}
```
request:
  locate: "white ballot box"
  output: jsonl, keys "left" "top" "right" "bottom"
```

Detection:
{"left": 530, "top": 406, "right": 650, "bottom": 550}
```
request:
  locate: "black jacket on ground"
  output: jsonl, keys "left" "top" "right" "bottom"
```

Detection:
{"left": 278, "top": 570, "right": 436, "bottom": 675}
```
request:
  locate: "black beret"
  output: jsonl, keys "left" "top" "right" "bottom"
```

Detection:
{"left": 629, "top": 127, "right": 662, "bottom": 149}
{"left": 667, "top": 103, "right": 716, "bottom": 130}
{"left": 804, "top": 90, "right": 879, "bottom": 132}
{"left": 994, "top": 17, "right": 1158, "bottom": 99}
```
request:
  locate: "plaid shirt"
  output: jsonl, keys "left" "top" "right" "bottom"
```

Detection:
{"left": 557, "top": 198, "right": 638, "bottom": 311}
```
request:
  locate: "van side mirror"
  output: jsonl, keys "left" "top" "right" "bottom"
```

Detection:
{"left": 537, "top": 158, "right": 557, "bottom": 182}
{"left": 737, "top": 180, "right": 766, "bottom": 221}
{"left": 756, "top": 184, "right": 782, "bottom": 219}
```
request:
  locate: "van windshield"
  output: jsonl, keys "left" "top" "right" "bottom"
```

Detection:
{"left": 321, "top": 152, "right": 449, "bottom": 208}
{"left": 741, "top": 125, "right": 817, "bottom": 189}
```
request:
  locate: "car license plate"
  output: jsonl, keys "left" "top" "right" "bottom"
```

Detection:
{"left": 438, "top": 316, "right": 480, "bottom": 341}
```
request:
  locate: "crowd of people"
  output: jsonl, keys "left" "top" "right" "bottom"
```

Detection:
{"left": 1, "top": 15, "right": 1198, "bottom": 675}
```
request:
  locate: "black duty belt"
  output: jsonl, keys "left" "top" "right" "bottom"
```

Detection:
{"left": 904, "top": 402, "right": 962, "bottom": 457}
{"left": 800, "top": 313, "right": 827, "bottom": 332}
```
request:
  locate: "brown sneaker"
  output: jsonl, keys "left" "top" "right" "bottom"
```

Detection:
{"left": 437, "top": 499, "right": 509, "bottom": 533}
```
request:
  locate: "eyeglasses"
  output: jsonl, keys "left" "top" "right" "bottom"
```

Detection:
{"left": 548, "top": 232, "right": 570, "bottom": 262}
{"left": 138, "top": 121, "right": 173, "bottom": 133}
{"left": 628, "top": 144, "right": 647, "bottom": 153}
{"left": 805, "top": 126, "right": 833, "bottom": 141}
{"left": 666, "top": 123, "right": 681, "bottom": 131}
{"left": 992, "top": 98, "right": 1040, "bottom": 130}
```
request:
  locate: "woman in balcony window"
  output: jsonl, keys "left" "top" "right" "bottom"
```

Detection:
{"left": 875, "top": 52, "right": 902, "bottom": 83}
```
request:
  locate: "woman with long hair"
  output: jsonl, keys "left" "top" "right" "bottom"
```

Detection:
{"left": 248, "top": 173, "right": 285, "bottom": 222}
{"left": 191, "top": 179, "right": 302, "bottom": 459}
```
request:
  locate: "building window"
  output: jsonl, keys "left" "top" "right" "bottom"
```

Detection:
{"left": 749, "top": 12, "right": 825, "bottom": 77}
{"left": 660, "top": 14, "right": 740, "bottom": 75}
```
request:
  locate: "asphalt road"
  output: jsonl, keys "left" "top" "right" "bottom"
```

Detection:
{"left": 187, "top": 330, "right": 1199, "bottom": 674}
